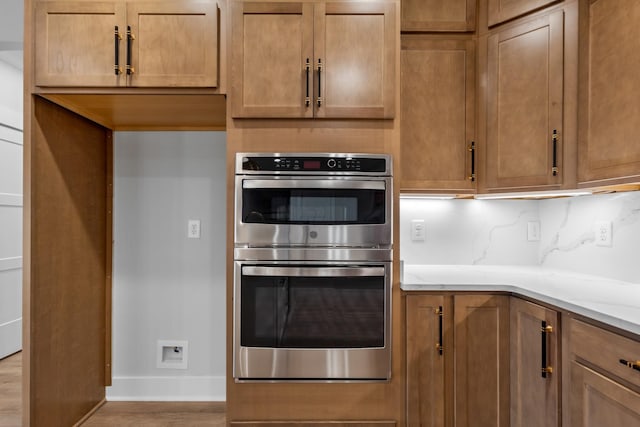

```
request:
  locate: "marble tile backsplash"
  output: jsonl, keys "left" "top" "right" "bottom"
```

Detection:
{"left": 400, "top": 191, "right": 640, "bottom": 283}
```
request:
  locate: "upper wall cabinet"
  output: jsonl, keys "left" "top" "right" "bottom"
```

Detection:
{"left": 35, "top": 1, "right": 219, "bottom": 88}
{"left": 578, "top": 0, "right": 640, "bottom": 187}
{"left": 230, "top": 1, "right": 396, "bottom": 119}
{"left": 401, "top": 0, "right": 476, "bottom": 32}
{"left": 401, "top": 36, "right": 476, "bottom": 192}
{"left": 487, "top": 0, "right": 558, "bottom": 27}
{"left": 484, "top": 9, "right": 565, "bottom": 191}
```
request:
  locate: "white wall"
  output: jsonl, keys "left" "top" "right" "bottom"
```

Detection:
{"left": 0, "top": 58, "right": 23, "bottom": 359}
{"left": 400, "top": 191, "right": 640, "bottom": 283}
{"left": 108, "top": 131, "right": 227, "bottom": 401}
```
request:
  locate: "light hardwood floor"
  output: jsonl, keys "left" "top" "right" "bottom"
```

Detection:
{"left": 0, "top": 353, "right": 226, "bottom": 426}
{"left": 0, "top": 352, "right": 21, "bottom": 427}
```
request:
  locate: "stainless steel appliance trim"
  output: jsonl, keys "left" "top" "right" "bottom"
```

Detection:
{"left": 242, "top": 178, "right": 386, "bottom": 190}
{"left": 236, "top": 152, "right": 392, "bottom": 176}
{"left": 234, "top": 247, "right": 392, "bottom": 262}
{"left": 233, "top": 260, "right": 392, "bottom": 381}
{"left": 242, "top": 265, "right": 385, "bottom": 277}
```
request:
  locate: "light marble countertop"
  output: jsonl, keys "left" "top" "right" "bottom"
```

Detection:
{"left": 401, "top": 265, "right": 640, "bottom": 337}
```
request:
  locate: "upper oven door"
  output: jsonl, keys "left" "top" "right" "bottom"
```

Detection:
{"left": 235, "top": 176, "right": 392, "bottom": 248}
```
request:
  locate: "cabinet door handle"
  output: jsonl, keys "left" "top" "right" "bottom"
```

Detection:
{"left": 114, "top": 26, "right": 122, "bottom": 75}
{"left": 468, "top": 142, "right": 476, "bottom": 182}
{"left": 305, "top": 58, "right": 311, "bottom": 107}
{"left": 436, "top": 306, "right": 443, "bottom": 355}
{"left": 619, "top": 359, "right": 640, "bottom": 372}
{"left": 552, "top": 129, "right": 559, "bottom": 176}
{"left": 541, "top": 321, "right": 553, "bottom": 378}
{"left": 317, "top": 58, "right": 323, "bottom": 107}
{"left": 126, "top": 25, "right": 135, "bottom": 75}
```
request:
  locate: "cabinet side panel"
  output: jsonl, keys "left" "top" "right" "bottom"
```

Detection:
{"left": 29, "top": 96, "right": 108, "bottom": 426}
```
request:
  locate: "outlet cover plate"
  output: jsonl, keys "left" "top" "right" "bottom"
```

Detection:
{"left": 595, "top": 221, "right": 612, "bottom": 247}
{"left": 157, "top": 340, "right": 189, "bottom": 369}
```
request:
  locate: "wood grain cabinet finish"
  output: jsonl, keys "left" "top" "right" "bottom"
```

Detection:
{"left": 567, "top": 318, "right": 640, "bottom": 427}
{"left": 231, "top": 1, "right": 396, "bottom": 119}
{"left": 401, "top": 0, "right": 476, "bottom": 32}
{"left": 485, "top": 9, "right": 564, "bottom": 191}
{"left": 35, "top": 1, "right": 219, "bottom": 88}
{"left": 406, "top": 294, "right": 509, "bottom": 427}
{"left": 406, "top": 295, "right": 450, "bottom": 427}
{"left": 454, "top": 294, "right": 510, "bottom": 427}
{"left": 401, "top": 37, "right": 476, "bottom": 192}
{"left": 578, "top": 0, "right": 640, "bottom": 186}
{"left": 487, "top": 0, "right": 558, "bottom": 27}
{"left": 510, "top": 299, "right": 560, "bottom": 427}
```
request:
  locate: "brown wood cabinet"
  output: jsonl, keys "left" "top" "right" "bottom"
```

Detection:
{"left": 578, "top": 0, "right": 640, "bottom": 186}
{"left": 400, "top": 36, "right": 476, "bottom": 193}
{"left": 230, "top": 1, "right": 396, "bottom": 119}
{"left": 484, "top": 9, "right": 565, "bottom": 191}
{"left": 35, "top": 0, "right": 219, "bottom": 88}
{"left": 567, "top": 318, "right": 640, "bottom": 427}
{"left": 487, "top": 0, "right": 558, "bottom": 27}
{"left": 406, "top": 294, "right": 509, "bottom": 426}
{"left": 510, "top": 298, "right": 560, "bottom": 427}
{"left": 401, "top": 0, "right": 475, "bottom": 32}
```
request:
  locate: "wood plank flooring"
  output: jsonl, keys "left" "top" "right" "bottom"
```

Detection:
{"left": 0, "top": 352, "right": 226, "bottom": 426}
{"left": 0, "top": 352, "right": 21, "bottom": 427}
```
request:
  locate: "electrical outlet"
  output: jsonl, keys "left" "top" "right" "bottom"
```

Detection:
{"left": 411, "top": 219, "right": 426, "bottom": 241}
{"left": 527, "top": 221, "right": 541, "bottom": 241}
{"left": 595, "top": 220, "right": 612, "bottom": 247}
{"left": 187, "top": 219, "right": 201, "bottom": 239}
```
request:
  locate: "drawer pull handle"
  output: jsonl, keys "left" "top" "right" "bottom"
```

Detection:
{"left": 435, "top": 306, "right": 443, "bottom": 355}
{"left": 552, "top": 129, "right": 559, "bottom": 176}
{"left": 541, "top": 321, "right": 553, "bottom": 378}
{"left": 619, "top": 359, "right": 640, "bottom": 372}
{"left": 468, "top": 142, "right": 476, "bottom": 182}
{"left": 304, "top": 58, "right": 311, "bottom": 107}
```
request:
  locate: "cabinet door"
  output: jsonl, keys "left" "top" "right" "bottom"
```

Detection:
{"left": 401, "top": 37, "right": 476, "bottom": 192}
{"left": 510, "top": 299, "right": 559, "bottom": 427}
{"left": 406, "top": 295, "right": 452, "bottom": 427}
{"left": 485, "top": 11, "right": 564, "bottom": 190}
{"left": 314, "top": 2, "right": 396, "bottom": 118}
{"left": 578, "top": 0, "right": 640, "bottom": 185}
{"left": 230, "top": 2, "right": 314, "bottom": 118}
{"left": 35, "top": 2, "right": 126, "bottom": 87}
{"left": 569, "top": 362, "right": 640, "bottom": 427}
{"left": 488, "top": 0, "right": 557, "bottom": 27}
{"left": 402, "top": 0, "right": 475, "bottom": 32}
{"left": 127, "top": 1, "right": 218, "bottom": 87}
{"left": 454, "top": 295, "right": 510, "bottom": 427}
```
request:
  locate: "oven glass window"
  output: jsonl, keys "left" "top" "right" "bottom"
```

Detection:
{"left": 242, "top": 188, "right": 385, "bottom": 224}
{"left": 240, "top": 270, "right": 385, "bottom": 348}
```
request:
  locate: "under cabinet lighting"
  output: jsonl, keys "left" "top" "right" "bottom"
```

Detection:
{"left": 400, "top": 194, "right": 456, "bottom": 200}
{"left": 474, "top": 189, "right": 593, "bottom": 200}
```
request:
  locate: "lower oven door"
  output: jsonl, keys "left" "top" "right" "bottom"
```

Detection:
{"left": 234, "top": 262, "right": 391, "bottom": 381}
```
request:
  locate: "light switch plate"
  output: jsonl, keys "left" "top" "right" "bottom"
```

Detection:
{"left": 527, "top": 221, "right": 540, "bottom": 241}
{"left": 411, "top": 219, "right": 426, "bottom": 241}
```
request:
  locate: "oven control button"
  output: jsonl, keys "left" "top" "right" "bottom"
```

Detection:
{"left": 327, "top": 158, "right": 336, "bottom": 168}
{"left": 309, "top": 230, "right": 318, "bottom": 238}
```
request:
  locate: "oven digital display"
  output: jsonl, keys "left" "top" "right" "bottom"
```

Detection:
{"left": 303, "top": 160, "right": 321, "bottom": 169}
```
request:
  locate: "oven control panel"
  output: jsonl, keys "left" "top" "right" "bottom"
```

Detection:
{"left": 239, "top": 154, "right": 389, "bottom": 174}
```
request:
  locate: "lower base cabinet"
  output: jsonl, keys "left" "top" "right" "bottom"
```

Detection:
{"left": 567, "top": 318, "right": 640, "bottom": 427}
{"left": 510, "top": 299, "right": 560, "bottom": 427}
{"left": 406, "top": 294, "right": 510, "bottom": 427}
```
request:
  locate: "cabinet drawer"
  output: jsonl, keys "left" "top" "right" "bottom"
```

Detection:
{"left": 570, "top": 318, "right": 640, "bottom": 388}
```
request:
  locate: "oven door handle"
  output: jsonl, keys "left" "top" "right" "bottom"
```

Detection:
{"left": 242, "top": 179, "right": 386, "bottom": 190}
{"left": 242, "top": 266, "right": 386, "bottom": 277}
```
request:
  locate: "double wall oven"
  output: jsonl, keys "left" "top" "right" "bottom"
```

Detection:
{"left": 234, "top": 153, "right": 393, "bottom": 381}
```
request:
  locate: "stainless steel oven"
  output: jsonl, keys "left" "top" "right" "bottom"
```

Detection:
{"left": 233, "top": 256, "right": 391, "bottom": 380}
{"left": 233, "top": 153, "right": 393, "bottom": 381}
{"left": 235, "top": 153, "right": 392, "bottom": 248}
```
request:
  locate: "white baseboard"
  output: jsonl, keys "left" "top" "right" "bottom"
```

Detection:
{"left": 106, "top": 375, "right": 226, "bottom": 401}
{"left": 0, "top": 318, "right": 21, "bottom": 359}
